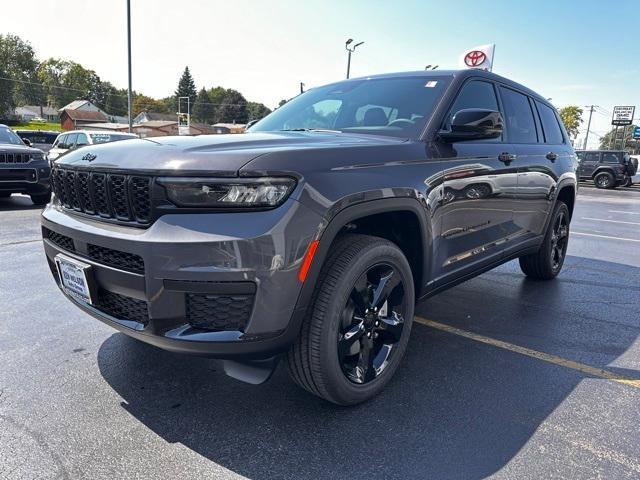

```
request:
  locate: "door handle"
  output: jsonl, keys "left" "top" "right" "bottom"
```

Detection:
{"left": 546, "top": 152, "right": 558, "bottom": 162}
{"left": 498, "top": 152, "right": 516, "bottom": 163}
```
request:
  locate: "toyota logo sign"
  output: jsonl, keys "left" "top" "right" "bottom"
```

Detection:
{"left": 464, "top": 50, "right": 487, "bottom": 67}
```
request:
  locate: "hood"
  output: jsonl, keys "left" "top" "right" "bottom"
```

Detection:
{"left": 53, "top": 131, "right": 405, "bottom": 176}
{"left": 0, "top": 143, "right": 42, "bottom": 155}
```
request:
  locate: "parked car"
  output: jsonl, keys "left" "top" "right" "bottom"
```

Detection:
{"left": 0, "top": 124, "right": 51, "bottom": 204}
{"left": 48, "top": 130, "right": 137, "bottom": 162}
{"left": 575, "top": 149, "right": 637, "bottom": 188}
{"left": 15, "top": 129, "right": 60, "bottom": 154}
{"left": 42, "top": 70, "right": 578, "bottom": 404}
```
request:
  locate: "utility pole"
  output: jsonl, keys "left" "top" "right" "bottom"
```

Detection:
{"left": 583, "top": 105, "right": 596, "bottom": 150}
{"left": 300, "top": 82, "right": 305, "bottom": 94}
{"left": 345, "top": 38, "right": 364, "bottom": 79}
{"left": 126, "top": 0, "right": 133, "bottom": 133}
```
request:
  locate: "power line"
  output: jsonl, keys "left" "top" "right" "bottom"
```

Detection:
{"left": 0, "top": 75, "right": 255, "bottom": 108}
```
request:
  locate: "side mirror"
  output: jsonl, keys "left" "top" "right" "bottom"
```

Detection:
{"left": 245, "top": 119, "right": 260, "bottom": 130}
{"left": 439, "top": 109, "right": 503, "bottom": 142}
{"left": 22, "top": 138, "right": 32, "bottom": 147}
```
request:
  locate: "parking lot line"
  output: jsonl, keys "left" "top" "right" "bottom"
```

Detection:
{"left": 581, "top": 217, "right": 640, "bottom": 226}
{"left": 414, "top": 317, "right": 640, "bottom": 390}
{"left": 608, "top": 210, "right": 640, "bottom": 215}
{"left": 571, "top": 231, "right": 640, "bottom": 243}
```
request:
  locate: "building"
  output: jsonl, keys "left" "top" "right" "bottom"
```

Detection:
{"left": 211, "top": 123, "right": 246, "bottom": 134}
{"left": 60, "top": 110, "right": 108, "bottom": 130}
{"left": 59, "top": 100, "right": 124, "bottom": 123}
{"left": 14, "top": 105, "right": 59, "bottom": 123}
{"left": 133, "top": 111, "right": 178, "bottom": 124}
{"left": 82, "top": 121, "right": 216, "bottom": 138}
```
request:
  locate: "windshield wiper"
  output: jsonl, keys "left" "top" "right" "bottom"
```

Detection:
{"left": 280, "top": 128, "right": 342, "bottom": 133}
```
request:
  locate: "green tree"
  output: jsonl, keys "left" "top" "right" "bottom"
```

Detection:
{"left": 558, "top": 106, "right": 583, "bottom": 139}
{"left": 37, "top": 59, "right": 104, "bottom": 109}
{"left": 217, "top": 89, "right": 248, "bottom": 123}
{"left": 133, "top": 94, "right": 169, "bottom": 116}
{"left": 278, "top": 99, "right": 288, "bottom": 107}
{"left": 175, "top": 66, "right": 197, "bottom": 115}
{"left": 246, "top": 101, "right": 272, "bottom": 122}
{"left": 599, "top": 124, "right": 639, "bottom": 151}
{"left": 193, "top": 87, "right": 214, "bottom": 123}
{"left": 0, "top": 34, "right": 41, "bottom": 115}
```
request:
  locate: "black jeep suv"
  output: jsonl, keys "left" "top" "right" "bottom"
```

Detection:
{"left": 42, "top": 70, "right": 578, "bottom": 404}
{"left": 0, "top": 124, "right": 52, "bottom": 204}
{"left": 575, "top": 149, "right": 637, "bottom": 188}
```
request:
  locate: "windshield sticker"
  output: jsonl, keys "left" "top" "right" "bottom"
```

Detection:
{"left": 425, "top": 81, "right": 438, "bottom": 88}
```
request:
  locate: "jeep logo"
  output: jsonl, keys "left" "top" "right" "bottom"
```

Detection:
{"left": 82, "top": 153, "right": 97, "bottom": 162}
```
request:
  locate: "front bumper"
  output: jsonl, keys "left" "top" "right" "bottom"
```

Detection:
{"left": 41, "top": 198, "right": 321, "bottom": 359}
{"left": 0, "top": 162, "right": 51, "bottom": 194}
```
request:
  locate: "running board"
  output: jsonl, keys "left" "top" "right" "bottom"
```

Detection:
{"left": 223, "top": 357, "right": 280, "bottom": 385}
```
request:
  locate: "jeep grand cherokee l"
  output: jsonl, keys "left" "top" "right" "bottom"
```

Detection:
{"left": 42, "top": 70, "right": 578, "bottom": 405}
{"left": 1, "top": 124, "right": 51, "bottom": 204}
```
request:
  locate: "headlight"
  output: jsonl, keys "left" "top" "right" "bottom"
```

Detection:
{"left": 31, "top": 153, "right": 45, "bottom": 161}
{"left": 158, "top": 177, "right": 296, "bottom": 208}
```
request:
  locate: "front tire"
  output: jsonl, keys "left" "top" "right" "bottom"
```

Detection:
{"left": 287, "top": 234, "right": 414, "bottom": 405}
{"left": 519, "top": 201, "right": 570, "bottom": 280}
{"left": 30, "top": 191, "right": 51, "bottom": 205}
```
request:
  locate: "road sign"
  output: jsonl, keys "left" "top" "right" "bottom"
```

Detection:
{"left": 611, "top": 106, "right": 635, "bottom": 126}
{"left": 634, "top": 126, "right": 640, "bottom": 140}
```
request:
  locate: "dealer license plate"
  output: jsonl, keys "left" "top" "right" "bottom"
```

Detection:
{"left": 55, "top": 254, "right": 93, "bottom": 305}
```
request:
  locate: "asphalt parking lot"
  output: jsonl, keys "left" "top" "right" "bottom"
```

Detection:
{"left": 1, "top": 184, "right": 639, "bottom": 479}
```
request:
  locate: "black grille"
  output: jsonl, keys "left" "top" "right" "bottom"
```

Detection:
{"left": 87, "top": 244, "right": 145, "bottom": 274}
{"left": 95, "top": 289, "right": 149, "bottom": 324}
{"left": 0, "top": 152, "right": 31, "bottom": 164}
{"left": 51, "top": 167, "right": 152, "bottom": 225}
{"left": 43, "top": 227, "right": 75, "bottom": 252}
{"left": 186, "top": 293, "right": 254, "bottom": 331}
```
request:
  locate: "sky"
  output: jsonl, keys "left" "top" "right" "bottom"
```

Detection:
{"left": 1, "top": 0, "right": 638, "bottom": 148}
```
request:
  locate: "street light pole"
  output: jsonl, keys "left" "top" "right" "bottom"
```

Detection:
{"left": 345, "top": 39, "right": 364, "bottom": 79}
{"left": 126, "top": 0, "right": 133, "bottom": 133}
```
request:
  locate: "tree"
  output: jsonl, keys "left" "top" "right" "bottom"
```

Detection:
{"left": 558, "top": 106, "right": 583, "bottom": 139}
{"left": 37, "top": 59, "right": 104, "bottom": 109}
{"left": 246, "top": 101, "right": 272, "bottom": 122}
{"left": 193, "top": 87, "right": 214, "bottom": 124}
{"left": 0, "top": 34, "right": 41, "bottom": 115}
{"left": 175, "top": 66, "right": 197, "bottom": 115}
{"left": 217, "top": 89, "right": 248, "bottom": 123}
{"left": 132, "top": 94, "right": 169, "bottom": 116}
{"left": 278, "top": 99, "right": 288, "bottom": 107}
{"left": 100, "top": 83, "right": 129, "bottom": 117}
{"left": 599, "top": 124, "right": 639, "bottom": 151}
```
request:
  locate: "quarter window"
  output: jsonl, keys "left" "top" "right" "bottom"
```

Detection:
{"left": 500, "top": 87, "right": 538, "bottom": 143}
{"left": 536, "top": 101, "right": 564, "bottom": 144}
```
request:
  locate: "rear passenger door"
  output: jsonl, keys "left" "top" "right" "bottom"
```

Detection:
{"left": 499, "top": 86, "right": 557, "bottom": 244}
{"left": 580, "top": 151, "right": 600, "bottom": 178}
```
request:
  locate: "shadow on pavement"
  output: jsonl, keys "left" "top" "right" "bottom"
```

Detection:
{"left": 0, "top": 194, "right": 42, "bottom": 211}
{"left": 97, "top": 256, "right": 639, "bottom": 479}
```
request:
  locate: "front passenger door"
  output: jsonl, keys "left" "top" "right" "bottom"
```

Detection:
{"left": 435, "top": 80, "right": 518, "bottom": 282}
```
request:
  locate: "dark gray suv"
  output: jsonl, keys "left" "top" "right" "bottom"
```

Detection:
{"left": 41, "top": 70, "right": 578, "bottom": 404}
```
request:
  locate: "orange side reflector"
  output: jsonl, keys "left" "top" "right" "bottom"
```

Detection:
{"left": 298, "top": 239, "right": 320, "bottom": 282}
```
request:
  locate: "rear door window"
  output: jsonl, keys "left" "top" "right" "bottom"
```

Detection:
{"left": 499, "top": 87, "right": 538, "bottom": 143}
{"left": 535, "top": 101, "right": 564, "bottom": 144}
{"left": 584, "top": 152, "right": 600, "bottom": 163}
{"left": 76, "top": 133, "right": 89, "bottom": 147}
{"left": 601, "top": 152, "right": 621, "bottom": 164}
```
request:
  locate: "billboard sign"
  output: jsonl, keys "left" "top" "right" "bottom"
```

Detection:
{"left": 611, "top": 106, "right": 635, "bottom": 126}
{"left": 633, "top": 126, "right": 640, "bottom": 140}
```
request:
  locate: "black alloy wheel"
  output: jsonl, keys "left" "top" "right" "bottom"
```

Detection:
{"left": 338, "top": 263, "right": 406, "bottom": 384}
{"left": 549, "top": 208, "right": 569, "bottom": 273}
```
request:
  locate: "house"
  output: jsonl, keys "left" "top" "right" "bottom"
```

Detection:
{"left": 59, "top": 100, "right": 123, "bottom": 123}
{"left": 211, "top": 123, "right": 246, "bottom": 134}
{"left": 133, "top": 111, "right": 178, "bottom": 124}
{"left": 14, "top": 105, "right": 59, "bottom": 122}
{"left": 60, "top": 109, "right": 108, "bottom": 130}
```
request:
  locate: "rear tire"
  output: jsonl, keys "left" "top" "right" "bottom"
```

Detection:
{"left": 30, "top": 191, "right": 51, "bottom": 205}
{"left": 519, "top": 202, "right": 570, "bottom": 280}
{"left": 594, "top": 171, "right": 615, "bottom": 189}
{"left": 287, "top": 234, "right": 414, "bottom": 405}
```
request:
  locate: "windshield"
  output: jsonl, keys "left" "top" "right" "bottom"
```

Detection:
{"left": 90, "top": 133, "right": 136, "bottom": 144}
{"left": 0, "top": 126, "right": 26, "bottom": 146}
{"left": 251, "top": 76, "right": 451, "bottom": 139}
